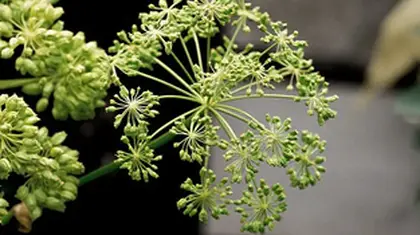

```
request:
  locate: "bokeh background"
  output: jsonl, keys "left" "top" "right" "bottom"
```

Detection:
{"left": 1, "top": 0, "right": 420, "bottom": 235}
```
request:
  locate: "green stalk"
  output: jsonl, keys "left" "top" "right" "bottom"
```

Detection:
{"left": 79, "top": 129, "right": 176, "bottom": 185}
{"left": 0, "top": 78, "right": 41, "bottom": 90}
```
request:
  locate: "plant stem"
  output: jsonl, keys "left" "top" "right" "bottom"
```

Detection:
{"left": 231, "top": 81, "right": 260, "bottom": 94}
{"left": 261, "top": 43, "right": 276, "bottom": 56}
{"left": 154, "top": 58, "right": 201, "bottom": 97}
{"left": 149, "top": 106, "right": 201, "bottom": 140}
{"left": 135, "top": 71, "right": 193, "bottom": 97}
{"left": 0, "top": 78, "right": 41, "bottom": 90}
{"left": 206, "top": 37, "right": 211, "bottom": 73}
{"left": 170, "top": 52, "right": 195, "bottom": 83}
{"left": 79, "top": 127, "right": 177, "bottom": 186}
{"left": 193, "top": 31, "right": 203, "bottom": 72}
{"left": 180, "top": 37, "right": 196, "bottom": 79}
{"left": 224, "top": 17, "right": 245, "bottom": 57}
{"left": 209, "top": 107, "right": 236, "bottom": 140}
{"left": 159, "top": 95, "right": 199, "bottom": 103}
{"left": 215, "top": 106, "right": 249, "bottom": 124}
{"left": 217, "top": 104, "right": 264, "bottom": 127}
{"left": 221, "top": 93, "right": 303, "bottom": 103}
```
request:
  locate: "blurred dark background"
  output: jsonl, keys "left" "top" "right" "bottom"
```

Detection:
{"left": 0, "top": 0, "right": 419, "bottom": 235}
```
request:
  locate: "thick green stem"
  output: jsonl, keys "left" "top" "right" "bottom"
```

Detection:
{"left": 79, "top": 129, "right": 177, "bottom": 185}
{"left": 206, "top": 37, "right": 211, "bottom": 73}
{"left": 0, "top": 78, "right": 41, "bottom": 90}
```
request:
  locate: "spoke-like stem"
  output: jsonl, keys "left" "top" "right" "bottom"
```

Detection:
{"left": 170, "top": 51, "right": 195, "bottom": 83}
{"left": 149, "top": 106, "right": 202, "bottom": 140}
{"left": 193, "top": 31, "right": 203, "bottom": 72}
{"left": 0, "top": 78, "right": 41, "bottom": 90}
{"left": 159, "top": 95, "right": 200, "bottom": 103}
{"left": 217, "top": 104, "right": 264, "bottom": 127}
{"left": 135, "top": 71, "right": 194, "bottom": 97}
{"left": 224, "top": 17, "right": 245, "bottom": 58}
{"left": 216, "top": 106, "right": 249, "bottom": 124}
{"left": 231, "top": 81, "right": 260, "bottom": 95}
{"left": 221, "top": 94, "right": 304, "bottom": 103}
{"left": 209, "top": 107, "right": 236, "bottom": 140}
{"left": 154, "top": 58, "right": 201, "bottom": 98}
{"left": 180, "top": 37, "right": 196, "bottom": 78}
{"left": 261, "top": 43, "right": 276, "bottom": 56}
{"left": 206, "top": 37, "right": 211, "bottom": 73}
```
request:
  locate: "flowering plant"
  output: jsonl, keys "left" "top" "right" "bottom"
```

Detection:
{"left": 0, "top": 0, "right": 338, "bottom": 233}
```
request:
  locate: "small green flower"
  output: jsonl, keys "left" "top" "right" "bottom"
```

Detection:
{"left": 258, "top": 114, "right": 298, "bottom": 167}
{"left": 177, "top": 167, "right": 232, "bottom": 223}
{"left": 224, "top": 131, "right": 263, "bottom": 183}
{"left": 286, "top": 130, "right": 327, "bottom": 189}
{"left": 106, "top": 85, "right": 159, "bottom": 128}
{"left": 171, "top": 115, "right": 219, "bottom": 164}
{"left": 115, "top": 122, "right": 161, "bottom": 182}
{"left": 234, "top": 179, "right": 287, "bottom": 234}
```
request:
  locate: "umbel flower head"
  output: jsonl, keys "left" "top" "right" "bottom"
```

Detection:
{"left": 0, "top": 94, "right": 84, "bottom": 221}
{"left": 0, "top": 0, "right": 115, "bottom": 121}
{"left": 103, "top": 0, "right": 338, "bottom": 233}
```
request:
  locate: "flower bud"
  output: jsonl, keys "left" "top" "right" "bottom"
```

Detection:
{"left": 59, "top": 190, "right": 76, "bottom": 201}
{"left": 0, "top": 22, "right": 12, "bottom": 37}
{"left": 50, "top": 131, "right": 67, "bottom": 146}
{"left": 0, "top": 198, "right": 9, "bottom": 208}
{"left": 30, "top": 206, "right": 42, "bottom": 220}
{"left": 50, "top": 146, "right": 64, "bottom": 158}
{"left": 24, "top": 116, "right": 40, "bottom": 125}
{"left": 24, "top": 193, "right": 37, "bottom": 210}
{"left": 33, "top": 189, "right": 47, "bottom": 204}
{"left": 22, "top": 82, "right": 42, "bottom": 95}
{"left": 62, "top": 182, "right": 77, "bottom": 194}
{"left": 16, "top": 186, "right": 29, "bottom": 200}
{"left": 0, "top": 4, "right": 11, "bottom": 21}
{"left": 36, "top": 98, "right": 49, "bottom": 113}
{"left": 42, "top": 82, "right": 54, "bottom": 98}
{"left": 45, "top": 197, "right": 65, "bottom": 212}
{"left": 0, "top": 208, "right": 7, "bottom": 217}
{"left": 0, "top": 46, "right": 12, "bottom": 59}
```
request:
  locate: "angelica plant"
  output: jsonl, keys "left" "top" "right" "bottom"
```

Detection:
{"left": 0, "top": 0, "right": 338, "bottom": 234}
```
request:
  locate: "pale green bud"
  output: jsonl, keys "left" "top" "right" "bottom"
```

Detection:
{"left": 59, "top": 190, "right": 76, "bottom": 201}
{"left": 1, "top": 47, "right": 13, "bottom": 59}
{"left": 30, "top": 206, "right": 42, "bottom": 220}
{"left": 33, "top": 189, "right": 47, "bottom": 204}
{"left": 36, "top": 98, "right": 49, "bottom": 113}
{"left": 0, "top": 198, "right": 9, "bottom": 208}
{"left": 0, "top": 22, "right": 12, "bottom": 37}
{"left": 0, "top": 4, "right": 12, "bottom": 21}
{"left": 16, "top": 186, "right": 29, "bottom": 200}
{"left": 50, "top": 131, "right": 67, "bottom": 146}
{"left": 45, "top": 197, "right": 65, "bottom": 212}
{"left": 22, "top": 82, "right": 42, "bottom": 95}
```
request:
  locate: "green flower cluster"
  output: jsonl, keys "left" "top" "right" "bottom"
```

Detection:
{"left": 0, "top": 0, "right": 339, "bottom": 233}
{"left": 0, "top": 0, "right": 114, "bottom": 120}
{"left": 0, "top": 94, "right": 84, "bottom": 221}
{"left": 103, "top": 0, "right": 338, "bottom": 233}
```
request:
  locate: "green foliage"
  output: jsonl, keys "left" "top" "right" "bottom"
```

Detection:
{"left": 0, "top": 0, "right": 339, "bottom": 233}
